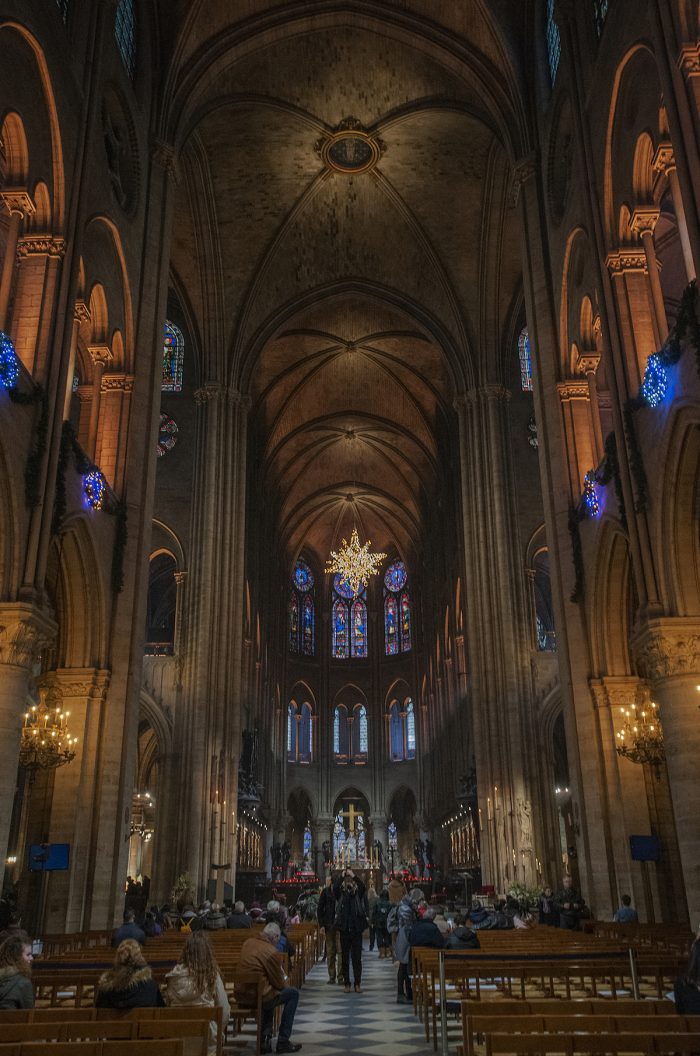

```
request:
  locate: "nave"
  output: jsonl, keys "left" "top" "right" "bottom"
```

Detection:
{"left": 284, "top": 950, "right": 433, "bottom": 1056}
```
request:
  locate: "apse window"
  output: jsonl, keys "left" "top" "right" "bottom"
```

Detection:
{"left": 333, "top": 702, "right": 368, "bottom": 763}
{"left": 384, "top": 561, "right": 412, "bottom": 655}
{"left": 332, "top": 574, "right": 367, "bottom": 659}
{"left": 289, "top": 559, "right": 315, "bottom": 656}
{"left": 389, "top": 698, "right": 416, "bottom": 761}
{"left": 519, "top": 327, "right": 533, "bottom": 392}
{"left": 287, "top": 701, "right": 312, "bottom": 764}
{"left": 114, "top": 0, "right": 137, "bottom": 80}
{"left": 546, "top": 0, "right": 561, "bottom": 86}
{"left": 162, "top": 321, "right": 184, "bottom": 392}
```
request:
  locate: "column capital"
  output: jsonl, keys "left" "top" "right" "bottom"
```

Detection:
{"left": 74, "top": 300, "right": 91, "bottom": 324}
{"left": 629, "top": 207, "right": 660, "bottom": 238}
{"left": 151, "top": 139, "right": 181, "bottom": 184}
{"left": 606, "top": 249, "right": 648, "bottom": 275}
{"left": 677, "top": 41, "right": 700, "bottom": 79}
{"left": 194, "top": 383, "right": 251, "bottom": 409}
{"left": 88, "top": 344, "right": 113, "bottom": 367}
{"left": 0, "top": 602, "right": 56, "bottom": 672}
{"left": 652, "top": 142, "right": 676, "bottom": 178}
{"left": 40, "top": 667, "right": 111, "bottom": 701}
{"left": 0, "top": 188, "right": 35, "bottom": 218}
{"left": 100, "top": 372, "right": 134, "bottom": 393}
{"left": 173, "top": 571, "right": 188, "bottom": 586}
{"left": 557, "top": 380, "right": 589, "bottom": 401}
{"left": 16, "top": 235, "right": 66, "bottom": 259}
{"left": 576, "top": 352, "right": 601, "bottom": 376}
{"left": 633, "top": 617, "right": 700, "bottom": 682}
{"left": 589, "top": 675, "right": 649, "bottom": 711}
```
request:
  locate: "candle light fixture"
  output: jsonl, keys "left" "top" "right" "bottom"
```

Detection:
{"left": 615, "top": 700, "right": 665, "bottom": 776}
{"left": 19, "top": 687, "right": 78, "bottom": 773}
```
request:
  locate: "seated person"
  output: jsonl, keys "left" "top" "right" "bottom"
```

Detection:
{"left": 0, "top": 930, "right": 34, "bottom": 1009}
{"left": 95, "top": 939, "right": 164, "bottom": 1008}
{"left": 613, "top": 894, "right": 639, "bottom": 923}
{"left": 408, "top": 906, "right": 445, "bottom": 951}
{"left": 675, "top": 935, "right": 700, "bottom": 1013}
{"left": 166, "top": 931, "right": 230, "bottom": 1056}
{"left": 444, "top": 915, "right": 480, "bottom": 950}
{"left": 237, "top": 922, "right": 302, "bottom": 1054}
{"left": 227, "top": 900, "right": 252, "bottom": 928}
{"left": 111, "top": 908, "right": 146, "bottom": 947}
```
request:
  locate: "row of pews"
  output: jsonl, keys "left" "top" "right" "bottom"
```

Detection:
{"left": 0, "top": 921, "right": 321, "bottom": 1056}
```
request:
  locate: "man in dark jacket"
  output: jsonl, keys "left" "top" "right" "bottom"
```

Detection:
{"left": 554, "top": 875, "right": 585, "bottom": 930}
{"left": 227, "top": 900, "right": 252, "bottom": 928}
{"left": 317, "top": 875, "right": 343, "bottom": 985}
{"left": 333, "top": 870, "right": 368, "bottom": 992}
{"left": 111, "top": 909, "right": 145, "bottom": 948}
{"left": 408, "top": 907, "right": 445, "bottom": 955}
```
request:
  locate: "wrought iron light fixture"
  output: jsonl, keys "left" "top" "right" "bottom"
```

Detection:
{"left": 615, "top": 701, "right": 665, "bottom": 774}
{"left": 326, "top": 527, "right": 387, "bottom": 597}
{"left": 19, "top": 687, "right": 78, "bottom": 773}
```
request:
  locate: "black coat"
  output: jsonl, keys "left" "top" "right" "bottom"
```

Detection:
{"left": 317, "top": 887, "right": 338, "bottom": 930}
{"left": 226, "top": 912, "right": 252, "bottom": 929}
{"left": 333, "top": 877, "right": 368, "bottom": 934}
{"left": 445, "top": 926, "right": 480, "bottom": 950}
{"left": 674, "top": 979, "right": 700, "bottom": 1014}
{"left": 408, "top": 920, "right": 445, "bottom": 951}
{"left": 95, "top": 967, "right": 164, "bottom": 1009}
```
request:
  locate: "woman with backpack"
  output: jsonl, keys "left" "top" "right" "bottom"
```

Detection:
{"left": 371, "top": 888, "right": 392, "bottom": 958}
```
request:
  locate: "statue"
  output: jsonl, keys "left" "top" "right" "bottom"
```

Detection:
{"left": 373, "top": 839, "right": 384, "bottom": 869}
{"left": 238, "top": 728, "right": 263, "bottom": 802}
{"left": 271, "top": 843, "right": 282, "bottom": 870}
{"left": 281, "top": 841, "right": 291, "bottom": 866}
{"left": 322, "top": 840, "right": 332, "bottom": 864}
{"left": 414, "top": 838, "right": 425, "bottom": 873}
{"left": 424, "top": 838, "right": 434, "bottom": 869}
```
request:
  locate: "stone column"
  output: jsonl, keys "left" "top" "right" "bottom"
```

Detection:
{"left": 39, "top": 668, "right": 110, "bottom": 933}
{"left": 634, "top": 618, "right": 700, "bottom": 925}
{"left": 86, "top": 346, "right": 112, "bottom": 462}
{"left": 97, "top": 372, "right": 135, "bottom": 491}
{"left": 630, "top": 208, "right": 668, "bottom": 347}
{"left": 557, "top": 379, "right": 597, "bottom": 494}
{"left": 577, "top": 353, "right": 604, "bottom": 468}
{"left": 653, "top": 142, "right": 696, "bottom": 282}
{"left": 0, "top": 602, "right": 56, "bottom": 872}
{"left": 13, "top": 236, "right": 67, "bottom": 381}
{"left": 0, "top": 190, "right": 34, "bottom": 332}
{"left": 63, "top": 302, "right": 90, "bottom": 421}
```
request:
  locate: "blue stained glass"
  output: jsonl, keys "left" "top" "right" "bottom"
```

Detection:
{"left": 594, "top": 0, "right": 609, "bottom": 36}
{"left": 294, "top": 559, "right": 314, "bottom": 592}
{"left": 333, "top": 708, "right": 340, "bottom": 754}
{"left": 303, "top": 825, "right": 312, "bottom": 858}
{"left": 287, "top": 704, "right": 295, "bottom": 760}
{"left": 334, "top": 574, "right": 355, "bottom": 600}
{"left": 384, "top": 561, "right": 407, "bottom": 593}
{"left": 388, "top": 821, "right": 398, "bottom": 850}
{"left": 333, "top": 815, "right": 346, "bottom": 857}
{"left": 546, "top": 0, "right": 561, "bottom": 86}
{"left": 389, "top": 703, "right": 403, "bottom": 761}
{"left": 302, "top": 595, "right": 314, "bottom": 656}
{"left": 333, "top": 600, "right": 349, "bottom": 658}
{"left": 406, "top": 699, "right": 416, "bottom": 758}
{"left": 162, "top": 321, "right": 184, "bottom": 392}
{"left": 400, "top": 593, "right": 412, "bottom": 652}
{"left": 385, "top": 595, "right": 398, "bottom": 655}
{"left": 298, "top": 703, "right": 312, "bottom": 762}
{"left": 357, "top": 815, "right": 366, "bottom": 858}
{"left": 114, "top": 0, "right": 137, "bottom": 80}
{"left": 351, "top": 599, "right": 367, "bottom": 658}
{"left": 519, "top": 327, "right": 533, "bottom": 392}
{"left": 357, "top": 705, "right": 368, "bottom": 755}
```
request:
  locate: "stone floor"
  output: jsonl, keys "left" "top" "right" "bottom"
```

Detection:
{"left": 233, "top": 944, "right": 442, "bottom": 1056}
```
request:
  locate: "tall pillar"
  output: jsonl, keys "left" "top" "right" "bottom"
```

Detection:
{"left": 40, "top": 668, "right": 111, "bottom": 932}
{"left": 0, "top": 190, "right": 34, "bottom": 331}
{"left": 630, "top": 209, "right": 668, "bottom": 347}
{"left": 13, "top": 236, "right": 67, "bottom": 381}
{"left": 577, "top": 353, "right": 604, "bottom": 468}
{"left": 86, "top": 346, "right": 112, "bottom": 462}
{"left": 634, "top": 618, "right": 700, "bottom": 926}
{"left": 0, "top": 602, "right": 56, "bottom": 873}
{"left": 63, "top": 302, "right": 90, "bottom": 421}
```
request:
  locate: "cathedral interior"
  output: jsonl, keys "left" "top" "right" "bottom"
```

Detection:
{"left": 1, "top": 0, "right": 700, "bottom": 936}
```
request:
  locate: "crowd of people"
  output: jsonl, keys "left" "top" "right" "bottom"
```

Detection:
{"left": 1, "top": 874, "right": 698, "bottom": 1052}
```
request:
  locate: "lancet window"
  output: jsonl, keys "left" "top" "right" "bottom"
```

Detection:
{"left": 333, "top": 703, "right": 368, "bottom": 763}
{"left": 115, "top": 0, "right": 137, "bottom": 80}
{"left": 546, "top": 0, "right": 561, "bottom": 86}
{"left": 519, "top": 327, "right": 533, "bottom": 392}
{"left": 287, "top": 701, "right": 313, "bottom": 764}
{"left": 389, "top": 698, "right": 416, "bottom": 761}
{"left": 162, "top": 321, "right": 184, "bottom": 392}
{"left": 384, "top": 561, "right": 412, "bottom": 655}
{"left": 289, "top": 559, "right": 315, "bottom": 656}
{"left": 332, "top": 575, "right": 367, "bottom": 659}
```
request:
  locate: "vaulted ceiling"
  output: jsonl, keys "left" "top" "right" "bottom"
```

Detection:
{"left": 165, "top": 5, "right": 528, "bottom": 568}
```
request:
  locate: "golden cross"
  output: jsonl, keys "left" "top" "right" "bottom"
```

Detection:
{"left": 340, "top": 803, "right": 361, "bottom": 833}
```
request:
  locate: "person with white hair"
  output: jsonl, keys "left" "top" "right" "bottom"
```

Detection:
{"left": 237, "top": 922, "right": 301, "bottom": 1053}
{"left": 226, "top": 901, "right": 252, "bottom": 929}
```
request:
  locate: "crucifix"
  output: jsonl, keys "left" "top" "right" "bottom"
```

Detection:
{"left": 340, "top": 802, "right": 361, "bottom": 834}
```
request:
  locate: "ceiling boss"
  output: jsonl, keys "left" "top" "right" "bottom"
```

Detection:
{"left": 325, "top": 528, "right": 387, "bottom": 598}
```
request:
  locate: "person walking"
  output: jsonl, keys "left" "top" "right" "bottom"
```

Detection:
{"left": 367, "top": 884, "right": 378, "bottom": 951}
{"left": 317, "top": 875, "right": 343, "bottom": 985}
{"left": 371, "top": 888, "right": 392, "bottom": 958}
{"left": 333, "top": 869, "right": 368, "bottom": 993}
{"left": 165, "top": 931, "right": 230, "bottom": 1055}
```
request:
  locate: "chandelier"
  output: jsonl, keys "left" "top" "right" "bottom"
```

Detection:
{"left": 326, "top": 527, "right": 387, "bottom": 596}
{"left": 19, "top": 688, "right": 78, "bottom": 773}
{"left": 615, "top": 700, "right": 665, "bottom": 774}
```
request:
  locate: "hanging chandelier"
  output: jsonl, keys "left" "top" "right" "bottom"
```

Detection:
{"left": 19, "top": 688, "right": 78, "bottom": 773}
{"left": 326, "top": 527, "right": 387, "bottom": 597}
{"left": 615, "top": 700, "right": 665, "bottom": 775}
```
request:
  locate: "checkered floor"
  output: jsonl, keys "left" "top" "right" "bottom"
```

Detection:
{"left": 270, "top": 946, "right": 437, "bottom": 1056}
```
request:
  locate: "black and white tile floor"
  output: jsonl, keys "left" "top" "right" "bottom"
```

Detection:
{"left": 270, "top": 948, "right": 438, "bottom": 1056}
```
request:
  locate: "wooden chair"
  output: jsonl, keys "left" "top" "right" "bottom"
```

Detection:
{"left": 229, "top": 971, "right": 267, "bottom": 1055}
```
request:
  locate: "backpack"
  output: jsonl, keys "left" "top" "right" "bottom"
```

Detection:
{"left": 387, "top": 905, "right": 400, "bottom": 934}
{"left": 180, "top": 917, "right": 193, "bottom": 933}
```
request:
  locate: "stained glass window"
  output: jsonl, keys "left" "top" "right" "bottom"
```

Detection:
{"left": 162, "top": 321, "right": 184, "bottom": 392}
{"left": 287, "top": 704, "right": 295, "bottom": 761}
{"left": 303, "top": 596, "right": 314, "bottom": 656}
{"left": 303, "top": 824, "right": 312, "bottom": 858}
{"left": 288, "top": 594, "right": 299, "bottom": 653}
{"left": 357, "top": 815, "right": 366, "bottom": 859}
{"left": 519, "top": 327, "right": 533, "bottom": 392}
{"left": 406, "top": 699, "right": 416, "bottom": 759}
{"left": 298, "top": 703, "right": 312, "bottom": 762}
{"left": 333, "top": 815, "right": 346, "bottom": 858}
{"left": 388, "top": 821, "right": 398, "bottom": 850}
{"left": 289, "top": 558, "right": 315, "bottom": 656}
{"left": 333, "top": 705, "right": 349, "bottom": 758}
{"left": 593, "top": 0, "right": 609, "bottom": 36}
{"left": 351, "top": 599, "right": 367, "bottom": 658}
{"left": 333, "top": 708, "right": 340, "bottom": 754}
{"left": 546, "top": 0, "right": 561, "bottom": 86}
{"left": 333, "top": 600, "right": 349, "bottom": 659}
{"left": 353, "top": 704, "right": 368, "bottom": 759}
{"left": 114, "top": 0, "right": 137, "bottom": 80}
{"left": 389, "top": 702, "right": 403, "bottom": 761}
{"left": 156, "top": 413, "right": 178, "bottom": 458}
{"left": 334, "top": 574, "right": 355, "bottom": 599}
{"left": 384, "top": 560, "right": 411, "bottom": 655}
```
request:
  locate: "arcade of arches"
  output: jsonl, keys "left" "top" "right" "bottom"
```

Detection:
{"left": 1, "top": 0, "right": 700, "bottom": 934}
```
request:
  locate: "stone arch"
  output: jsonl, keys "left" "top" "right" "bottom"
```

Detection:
{"left": 0, "top": 111, "right": 29, "bottom": 184}
{"left": 46, "top": 517, "right": 107, "bottom": 670}
{"left": 387, "top": 785, "right": 418, "bottom": 862}
{"left": 151, "top": 518, "right": 186, "bottom": 571}
{"left": 0, "top": 407, "right": 21, "bottom": 596}
{"left": 83, "top": 216, "right": 134, "bottom": 369}
{"left": 657, "top": 405, "right": 700, "bottom": 616}
{"left": 588, "top": 522, "right": 634, "bottom": 677}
